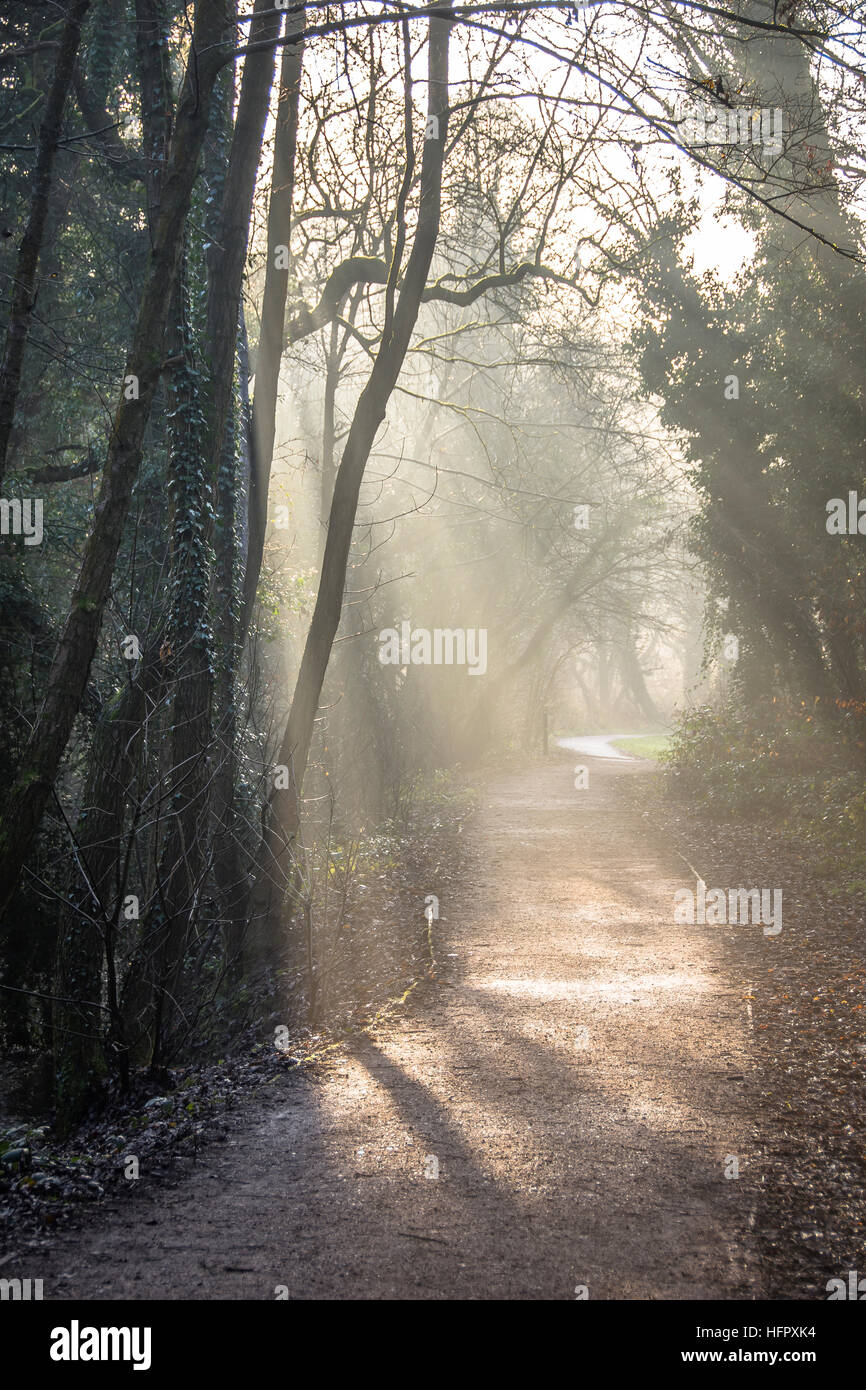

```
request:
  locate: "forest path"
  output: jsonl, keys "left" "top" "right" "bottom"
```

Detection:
{"left": 33, "top": 755, "right": 762, "bottom": 1300}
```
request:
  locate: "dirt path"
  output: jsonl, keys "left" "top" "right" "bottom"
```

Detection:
{"left": 21, "top": 755, "right": 763, "bottom": 1300}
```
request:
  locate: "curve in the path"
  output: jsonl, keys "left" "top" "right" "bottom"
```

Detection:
{"left": 558, "top": 733, "right": 647, "bottom": 760}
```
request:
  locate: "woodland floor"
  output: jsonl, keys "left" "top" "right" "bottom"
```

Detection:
{"left": 5, "top": 750, "right": 818, "bottom": 1300}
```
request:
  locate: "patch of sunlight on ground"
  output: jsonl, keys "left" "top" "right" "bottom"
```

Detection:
{"left": 471, "top": 972, "right": 713, "bottom": 1003}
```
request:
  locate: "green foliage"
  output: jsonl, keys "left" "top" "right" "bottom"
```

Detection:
{"left": 665, "top": 701, "right": 866, "bottom": 884}
{"left": 633, "top": 215, "right": 866, "bottom": 712}
{"left": 610, "top": 735, "right": 670, "bottom": 760}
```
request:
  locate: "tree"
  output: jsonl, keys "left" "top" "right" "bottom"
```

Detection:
{"left": 0, "top": 0, "right": 91, "bottom": 489}
{"left": 0, "top": 0, "right": 234, "bottom": 921}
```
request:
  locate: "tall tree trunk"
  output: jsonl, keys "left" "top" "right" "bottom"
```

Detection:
{"left": 205, "top": 0, "right": 282, "bottom": 483}
{"left": 140, "top": 265, "right": 214, "bottom": 1066}
{"left": 134, "top": 0, "right": 174, "bottom": 238}
{"left": 319, "top": 319, "right": 341, "bottom": 539}
{"left": 0, "top": 0, "right": 91, "bottom": 488}
{"left": 212, "top": 384, "right": 248, "bottom": 981}
{"left": 128, "top": 0, "right": 281, "bottom": 1062}
{"left": 241, "top": 21, "right": 305, "bottom": 640}
{"left": 249, "top": 6, "right": 453, "bottom": 954}
{"left": 737, "top": 0, "right": 857, "bottom": 259}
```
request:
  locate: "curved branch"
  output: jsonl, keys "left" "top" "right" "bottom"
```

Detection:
{"left": 28, "top": 449, "right": 100, "bottom": 484}
{"left": 286, "top": 254, "right": 595, "bottom": 347}
{"left": 285, "top": 255, "right": 388, "bottom": 342}
{"left": 423, "top": 260, "right": 597, "bottom": 307}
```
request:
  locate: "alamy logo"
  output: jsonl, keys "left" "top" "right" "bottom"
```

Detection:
{"left": 827, "top": 1270, "right": 866, "bottom": 1299}
{"left": 674, "top": 880, "right": 782, "bottom": 935}
{"left": 50, "top": 1321, "right": 152, "bottom": 1371}
{"left": 675, "top": 99, "right": 783, "bottom": 157}
{"left": 0, "top": 497, "right": 43, "bottom": 545}
{"left": 378, "top": 622, "right": 487, "bottom": 676}
{"left": 0, "top": 1277, "right": 43, "bottom": 1299}
{"left": 826, "top": 493, "right": 866, "bottom": 534}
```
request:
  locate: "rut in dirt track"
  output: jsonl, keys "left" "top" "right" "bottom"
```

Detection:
{"left": 27, "top": 754, "right": 762, "bottom": 1300}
